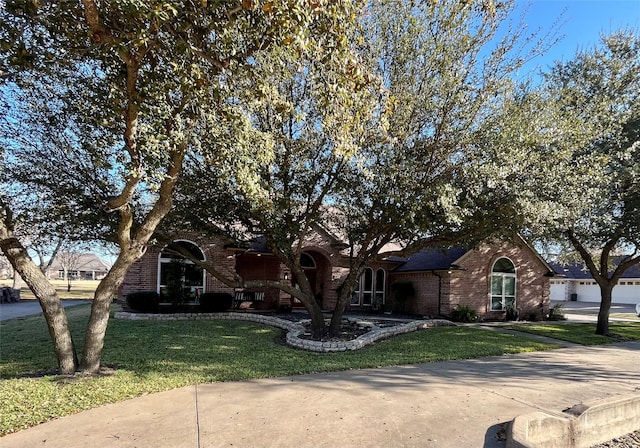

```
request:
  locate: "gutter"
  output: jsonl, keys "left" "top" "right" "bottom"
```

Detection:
{"left": 432, "top": 270, "right": 443, "bottom": 317}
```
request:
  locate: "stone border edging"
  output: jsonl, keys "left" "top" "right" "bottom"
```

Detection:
{"left": 507, "top": 393, "right": 640, "bottom": 448}
{"left": 114, "top": 311, "right": 454, "bottom": 352}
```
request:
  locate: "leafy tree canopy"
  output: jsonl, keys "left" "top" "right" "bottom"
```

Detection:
{"left": 168, "top": 0, "right": 558, "bottom": 336}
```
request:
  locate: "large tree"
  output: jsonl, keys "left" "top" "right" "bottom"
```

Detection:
{"left": 476, "top": 30, "right": 640, "bottom": 336}
{"left": 170, "top": 0, "right": 556, "bottom": 337}
{"left": 540, "top": 31, "right": 640, "bottom": 335}
{"left": 1, "top": 0, "right": 356, "bottom": 373}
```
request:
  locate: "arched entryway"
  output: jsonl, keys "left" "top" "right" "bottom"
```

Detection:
{"left": 292, "top": 250, "right": 331, "bottom": 309}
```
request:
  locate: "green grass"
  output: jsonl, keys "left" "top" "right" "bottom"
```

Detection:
{"left": 0, "top": 305, "right": 558, "bottom": 435}
{"left": 19, "top": 279, "right": 98, "bottom": 300}
{"left": 509, "top": 322, "right": 640, "bottom": 345}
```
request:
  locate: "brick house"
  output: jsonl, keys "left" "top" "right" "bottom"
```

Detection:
{"left": 390, "top": 238, "right": 554, "bottom": 319}
{"left": 47, "top": 253, "right": 112, "bottom": 280}
{"left": 119, "top": 231, "right": 554, "bottom": 320}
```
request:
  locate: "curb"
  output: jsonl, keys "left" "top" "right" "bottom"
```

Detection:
{"left": 507, "top": 393, "right": 640, "bottom": 448}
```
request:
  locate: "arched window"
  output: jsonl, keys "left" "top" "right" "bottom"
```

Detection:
{"left": 350, "top": 267, "right": 386, "bottom": 307}
{"left": 490, "top": 257, "right": 516, "bottom": 311}
{"left": 300, "top": 252, "right": 316, "bottom": 269}
{"left": 158, "top": 240, "right": 205, "bottom": 303}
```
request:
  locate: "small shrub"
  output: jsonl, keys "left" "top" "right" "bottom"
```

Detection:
{"left": 199, "top": 293, "right": 234, "bottom": 312}
{"left": 505, "top": 305, "right": 520, "bottom": 321}
{"left": 450, "top": 305, "right": 478, "bottom": 323}
{"left": 126, "top": 291, "right": 160, "bottom": 313}
{"left": 371, "top": 294, "right": 384, "bottom": 313}
{"left": 547, "top": 303, "right": 567, "bottom": 321}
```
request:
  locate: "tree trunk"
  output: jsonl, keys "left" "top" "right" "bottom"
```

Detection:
{"left": 329, "top": 272, "right": 360, "bottom": 337}
{"left": 595, "top": 284, "right": 613, "bottom": 336}
{"left": 306, "top": 296, "right": 326, "bottom": 339}
{"left": 329, "top": 290, "right": 352, "bottom": 337}
{"left": 11, "top": 269, "right": 21, "bottom": 289}
{"left": 0, "top": 232, "right": 78, "bottom": 374}
{"left": 80, "top": 252, "right": 136, "bottom": 373}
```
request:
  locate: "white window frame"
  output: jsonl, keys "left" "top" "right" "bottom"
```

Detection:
{"left": 490, "top": 257, "right": 516, "bottom": 312}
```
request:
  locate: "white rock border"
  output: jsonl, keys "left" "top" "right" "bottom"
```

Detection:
{"left": 114, "top": 311, "right": 454, "bottom": 353}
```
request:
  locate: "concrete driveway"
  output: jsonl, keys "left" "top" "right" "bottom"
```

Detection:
{"left": 552, "top": 300, "right": 639, "bottom": 322}
{"left": 0, "top": 300, "right": 91, "bottom": 321}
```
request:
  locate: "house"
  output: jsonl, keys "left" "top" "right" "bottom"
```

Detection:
{"left": 119, "top": 232, "right": 555, "bottom": 320}
{"left": 47, "top": 253, "right": 112, "bottom": 281}
{"left": 549, "top": 259, "right": 640, "bottom": 305}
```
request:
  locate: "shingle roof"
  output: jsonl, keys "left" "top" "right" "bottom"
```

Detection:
{"left": 393, "top": 247, "right": 469, "bottom": 272}
{"left": 550, "top": 257, "right": 640, "bottom": 279}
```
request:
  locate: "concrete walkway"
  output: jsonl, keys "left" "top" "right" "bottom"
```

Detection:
{"left": 2, "top": 340, "right": 639, "bottom": 448}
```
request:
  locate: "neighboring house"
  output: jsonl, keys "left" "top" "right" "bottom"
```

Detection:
{"left": 119, "top": 230, "right": 555, "bottom": 320}
{"left": 47, "top": 253, "right": 112, "bottom": 281}
{"left": 549, "top": 259, "right": 640, "bottom": 305}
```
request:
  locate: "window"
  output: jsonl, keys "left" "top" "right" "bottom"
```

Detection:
{"left": 351, "top": 268, "right": 385, "bottom": 306}
{"left": 375, "top": 269, "right": 386, "bottom": 306}
{"left": 490, "top": 257, "right": 516, "bottom": 311}
{"left": 158, "top": 240, "right": 205, "bottom": 303}
{"left": 300, "top": 252, "right": 316, "bottom": 268}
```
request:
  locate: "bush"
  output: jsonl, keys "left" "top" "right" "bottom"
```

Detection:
{"left": 547, "top": 303, "right": 567, "bottom": 321}
{"left": 450, "top": 305, "right": 478, "bottom": 323}
{"left": 505, "top": 305, "right": 520, "bottom": 321}
{"left": 126, "top": 291, "right": 160, "bottom": 313}
{"left": 199, "top": 293, "right": 234, "bottom": 312}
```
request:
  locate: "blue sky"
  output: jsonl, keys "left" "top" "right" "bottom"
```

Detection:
{"left": 513, "top": 0, "right": 640, "bottom": 75}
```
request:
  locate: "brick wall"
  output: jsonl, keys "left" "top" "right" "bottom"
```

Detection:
{"left": 387, "top": 271, "right": 440, "bottom": 317}
{"left": 448, "top": 240, "right": 551, "bottom": 320}
{"left": 387, "top": 239, "right": 551, "bottom": 320}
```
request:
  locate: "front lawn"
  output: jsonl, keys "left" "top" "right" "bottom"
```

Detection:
{"left": 19, "top": 279, "right": 98, "bottom": 300}
{"left": 509, "top": 322, "right": 640, "bottom": 345}
{"left": 0, "top": 304, "right": 558, "bottom": 435}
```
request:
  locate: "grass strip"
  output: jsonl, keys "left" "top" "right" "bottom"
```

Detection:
{"left": 507, "top": 322, "right": 640, "bottom": 345}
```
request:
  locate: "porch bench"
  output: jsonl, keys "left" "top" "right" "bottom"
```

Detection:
{"left": 233, "top": 290, "right": 265, "bottom": 309}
